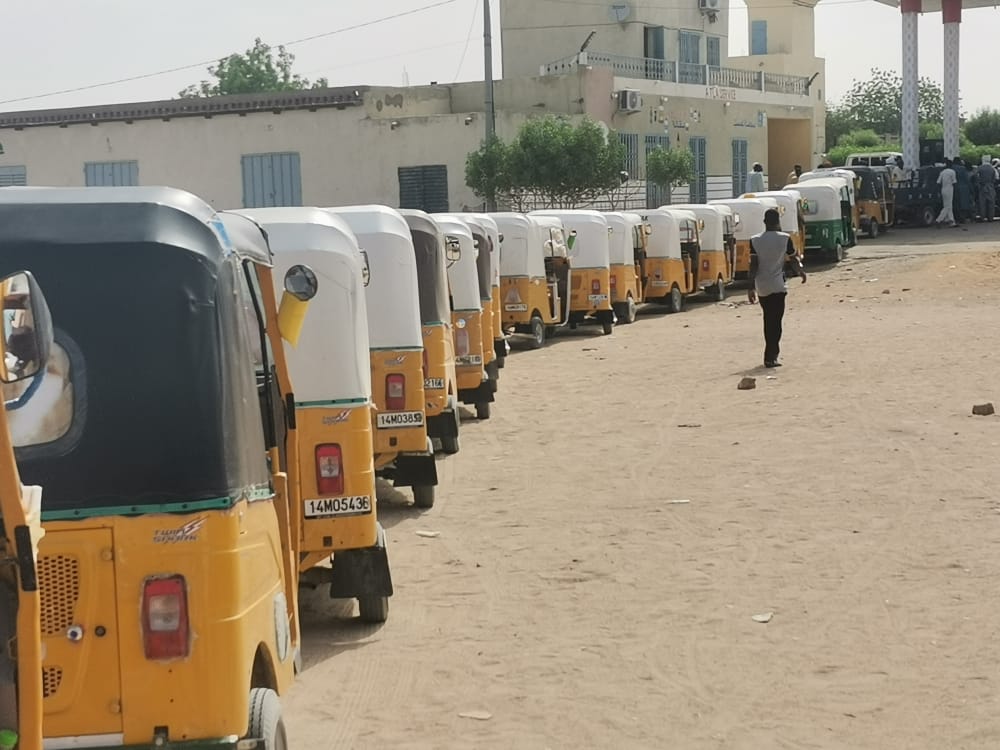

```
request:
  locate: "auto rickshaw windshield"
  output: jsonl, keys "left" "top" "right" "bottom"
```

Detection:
{"left": 401, "top": 211, "right": 451, "bottom": 326}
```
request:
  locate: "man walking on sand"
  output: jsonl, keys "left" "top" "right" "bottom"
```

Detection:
{"left": 748, "top": 208, "right": 806, "bottom": 368}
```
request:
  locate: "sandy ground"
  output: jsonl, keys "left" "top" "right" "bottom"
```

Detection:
{"left": 288, "top": 224, "right": 1000, "bottom": 749}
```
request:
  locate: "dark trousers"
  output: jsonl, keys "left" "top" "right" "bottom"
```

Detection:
{"left": 759, "top": 292, "right": 787, "bottom": 363}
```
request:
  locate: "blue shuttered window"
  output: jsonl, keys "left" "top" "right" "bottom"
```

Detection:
{"left": 241, "top": 152, "right": 302, "bottom": 208}
{"left": 84, "top": 161, "right": 138, "bottom": 187}
{"left": 679, "top": 32, "right": 701, "bottom": 64}
{"left": 751, "top": 21, "right": 768, "bottom": 55}
{"left": 707, "top": 37, "right": 721, "bottom": 68}
{"left": 689, "top": 137, "right": 707, "bottom": 204}
{"left": 0, "top": 166, "right": 26, "bottom": 187}
{"left": 398, "top": 165, "right": 449, "bottom": 213}
{"left": 645, "top": 135, "right": 671, "bottom": 208}
{"left": 620, "top": 133, "right": 640, "bottom": 182}
{"left": 732, "top": 139, "right": 748, "bottom": 198}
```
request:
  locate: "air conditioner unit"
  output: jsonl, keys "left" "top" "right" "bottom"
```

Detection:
{"left": 617, "top": 89, "right": 642, "bottom": 113}
{"left": 699, "top": 0, "right": 721, "bottom": 13}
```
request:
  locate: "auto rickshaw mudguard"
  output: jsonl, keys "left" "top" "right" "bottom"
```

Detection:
{"left": 329, "top": 524, "right": 393, "bottom": 600}
{"left": 390, "top": 452, "right": 439, "bottom": 488}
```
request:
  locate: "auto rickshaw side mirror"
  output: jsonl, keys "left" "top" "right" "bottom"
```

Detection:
{"left": 0, "top": 270, "right": 53, "bottom": 385}
{"left": 644, "top": 223, "right": 653, "bottom": 236}
{"left": 444, "top": 236, "right": 462, "bottom": 264}
{"left": 566, "top": 229, "right": 578, "bottom": 252}
{"left": 360, "top": 250, "right": 372, "bottom": 287}
{"left": 498, "top": 232, "right": 504, "bottom": 243}
{"left": 278, "top": 264, "right": 319, "bottom": 347}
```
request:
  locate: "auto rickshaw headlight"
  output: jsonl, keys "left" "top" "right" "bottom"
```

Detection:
{"left": 284, "top": 264, "right": 318, "bottom": 302}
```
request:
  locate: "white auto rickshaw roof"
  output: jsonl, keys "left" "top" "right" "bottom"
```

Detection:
{"left": 441, "top": 213, "right": 492, "bottom": 302}
{"left": 793, "top": 182, "right": 846, "bottom": 220}
{"left": 217, "top": 212, "right": 273, "bottom": 265}
{"left": 642, "top": 208, "right": 683, "bottom": 260}
{"left": 492, "top": 213, "right": 547, "bottom": 278}
{"left": 669, "top": 204, "right": 726, "bottom": 251}
{"left": 798, "top": 169, "right": 855, "bottom": 183}
{"left": 531, "top": 210, "right": 610, "bottom": 269}
{"left": 603, "top": 212, "right": 633, "bottom": 266}
{"left": 709, "top": 198, "right": 778, "bottom": 239}
{"left": 465, "top": 213, "right": 501, "bottom": 288}
{"left": 233, "top": 206, "right": 372, "bottom": 404}
{"left": 739, "top": 190, "right": 801, "bottom": 233}
{"left": 327, "top": 205, "right": 422, "bottom": 350}
{"left": 432, "top": 215, "right": 482, "bottom": 312}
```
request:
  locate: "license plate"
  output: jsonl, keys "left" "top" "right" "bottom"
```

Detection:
{"left": 456, "top": 355, "right": 483, "bottom": 366}
{"left": 424, "top": 377, "right": 445, "bottom": 390}
{"left": 505, "top": 303, "right": 528, "bottom": 312}
{"left": 651, "top": 280, "right": 669, "bottom": 287}
{"left": 304, "top": 496, "right": 372, "bottom": 519}
{"left": 588, "top": 294, "right": 608, "bottom": 303}
{"left": 377, "top": 411, "right": 425, "bottom": 429}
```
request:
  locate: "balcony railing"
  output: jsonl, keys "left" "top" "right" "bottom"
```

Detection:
{"left": 541, "top": 52, "right": 811, "bottom": 97}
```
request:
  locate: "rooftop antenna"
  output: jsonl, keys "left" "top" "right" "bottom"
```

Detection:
{"left": 483, "top": 0, "right": 497, "bottom": 210}
{"left": 580, "top": 30, "right": 597, "bottom": 53}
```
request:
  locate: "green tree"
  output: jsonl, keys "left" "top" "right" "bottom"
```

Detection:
{"left": 824, "top": 106, "right": 856, "bottom": 149}
{"left": 179, "top": 38, "right": 328, "bottom": 98}
{"left": 645, "top": 147, "right": 695, "bottom": 203}
{"left": 465, "top": 116, "right": 627, "bottom": 209}
{"left": 837, "top": 68, "right": 945, "bottom": 137}
{"left": 964, "top": 109, "right": 1000, "bottom": 146}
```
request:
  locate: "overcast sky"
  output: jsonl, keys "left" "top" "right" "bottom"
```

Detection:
{"left": 1, "top": 0, "right": 995, "bottom": 114}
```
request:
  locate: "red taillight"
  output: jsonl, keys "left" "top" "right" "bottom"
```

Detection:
{"left": 142, "top": 575, "right": 189, "bottom": 661}
{"left": 386, "top": 374, "right": 406, "bottom": 411}
{"left": 456, "top": 329, "right": 470, "bottom": 357}
{"left": 591, "top": 279, "right": 601, "bottom": 294}
{"left": 316, "top": 444, "right": 344, "bottom": 495}
{"left": 422, "top": 348, "right": 429, "bottom": 378}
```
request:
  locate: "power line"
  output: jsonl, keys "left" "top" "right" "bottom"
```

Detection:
{"left": 0, "top": 0, "right": 459, "bottom": 107}
{"left": 301, "top": 39, "right": 469, "bottom": 78}
{"left": 453, "top": 0, "right": 480, "bottom": 81}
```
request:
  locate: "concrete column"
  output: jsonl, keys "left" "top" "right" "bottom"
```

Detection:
{"left": 901, "top": 0, "right": 921, "bottom": 171}
{"left": 942, "top": 0, "right": 962, "bottom": 159}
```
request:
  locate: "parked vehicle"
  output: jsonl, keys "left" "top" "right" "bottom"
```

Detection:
{"left": 1, "top": 187, "right": 309, "bottom": 749}
{"left": 433, "top": 215, "right": 495, "bottom": 420}
{"left": 740, "top": 190, "right": 806, "bottom": 257}
{"left": 893, "top": 166, "right": 945, "bottom": 227}
{"left": 845, "top": 152, "right": 902, "bottom": 168}
{"left": 530, "top": 210, "right": 616, "bottom": 335}
{"left": 794, "top": 179, "right": 857, "bottom": 261}
{"left": 665, "top": 204, "right": 735, "bottom": 301}
{"left": 709, "top": 197, "right": 779, "bottom": 279}
{"left": 328, "top": 205, "right": 439, "bottom": 510}
{"left": 604, "top": 211, "right": 645, "bottom": 324}
{"left": 797, "top": 170, "right": 860, "bottom": 233}
{"left": 400, "top": 210, "right": 462, "bottom": 454}
{"left": 641, "top": 208, "right": 691, "bottom": 312}
{"left": 803, "top": 167, "right": 893, "bottom": 238}
{"left": 464, "top": 214, "right": 509, "bottom": 369}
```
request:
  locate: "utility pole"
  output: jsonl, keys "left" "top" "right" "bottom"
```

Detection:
{"left": 484, "top": 0, "right": 497, "bottom": 210}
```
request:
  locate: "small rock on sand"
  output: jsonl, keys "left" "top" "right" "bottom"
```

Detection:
{"left": 738, "top": 377, "right": 757, "bottom": 391}
{"left": 972, "top": 403, "right": 995, "bottom": 416}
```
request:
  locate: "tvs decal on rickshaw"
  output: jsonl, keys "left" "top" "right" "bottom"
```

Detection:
{"left": 153, "top": 517, "right": 207, "bottom": 544}
{"left": 384, "top": 355, "right": 407, "bottom": 366}
{"left": 322, "top": 410, "right": 352, "bottom": 426}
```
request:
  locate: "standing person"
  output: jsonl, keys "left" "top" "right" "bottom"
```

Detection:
{"left": 747, "top": 208, "right": 807, "bottom": 368}
{"left": 746, "top": 162, "right": 766, "bottom": 193}
{"left": 935, "top": 159, "right": 958, "bottom": 228}
{"left": 978, "top": 155, "right": 997, "bottom": 222}
{"left": 786, "top": 164, "right": 803, "bottom": 184}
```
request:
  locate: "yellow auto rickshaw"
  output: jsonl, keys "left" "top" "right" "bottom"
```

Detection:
{"left": 232, "top": 208, "right": 393, "bottom": 623}
{"left": 604, "top": 211, "right": 645, "bottom": 324}
{"left": 400, "top": 210, "right": 462, "bottom": 454}
{"left": 709, "top": 197, "right": 779, "bottom": 280}
{"left": 0, "top": 270, "right": 53, "bottom": 750}
{"left": 433, "top": 214, "right": 494, "bottom": 420}
{"left": 667, "top": 204, "right": 735, "bottom": 301}
{"left": 530, "top": 210, "right": 616, "bottom": 335}
{"left": 466, "top": 214, "right": 509, "bottom": 370}
{"left": 330, "top": 205, "right": 439, "bottom": 509}
{"left": 4, "top": 187, "right": 311, "bottom": 748}
{"left": 741, "top": 189, "right": 806, "bottom": 259}
{"left": 493, "top": 213, "right": 567, "bottom": 349}
{"left": 641, "top": 208, "right": 691, "bottom": 313}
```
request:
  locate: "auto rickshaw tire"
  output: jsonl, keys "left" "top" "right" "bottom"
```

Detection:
{"left": 668, "top": 285, "right": 684, "bottom": 314}
{"left": 921, "top": 206, "right": 936, "bottom": 227}
{"left": 829, "top": 243, "right": 844, "bottom": 263}
{"left": 528, "top": 315, "right": 545, "bottom": 349}
{"left": 476, "top": 402, "right": 491, "bottom": 420}
{"left": 440, "top": 434, "right": 460, "bottom": 455}
{"left": 358, "top": 595, "right": 389, "bottom": 623}
{"left": 625, "top": 297, "right": 637, "bottom": 324}
{"left": 248, "top": 688, "right": 288, "bottom": 750}
{"left": 712, "top": 278, "right": 726, "bottom": 302}
{"left": 601, "top": 316, "right": 614, "bottom": 335}
{"left": 412, "top": 484, "right": 435, "bottom": 509}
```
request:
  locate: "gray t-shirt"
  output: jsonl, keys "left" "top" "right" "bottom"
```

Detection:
{"left": 750, "top": 230, "right": 796, "bottom": 297}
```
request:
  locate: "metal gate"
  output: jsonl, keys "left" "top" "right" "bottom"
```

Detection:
{"left": 732, "top": 139, "right": 748, "bottom": 197}
{"left": 645, "top": 135, "right": 670, "bottom": 208}
{"left": 241, "top": 152, "right": 302, "bottom": 208}
{"left": 398, "top": 165, "right": 449, "bottom": 213}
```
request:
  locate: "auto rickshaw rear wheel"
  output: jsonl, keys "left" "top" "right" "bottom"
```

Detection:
{"left": 248, "top": 688, "right": 287, "bottom": 750}
{"left": 412, "top": 484, "right": 435, "bottom": 508}
{"left": 830, "top": 243, "right": 845, "bottom": 263}
{"left": 359, "top": 595, "right": 389, "bottom": 623}
{"left": 528, "top": 315, "right": 546, "bottom": 349}
{"left": 668, "top": 285, "right": 684, "bottom": 314}
{"left": 440, "top": 434, "right": 460, "bottom": 454}
{"left": 921, "top": 206, "right": 936, "bottom": 227}
{"left": 601, "top": 318, "right": 614, "bottom": 335}
{"left": 710, "top": 278, "right": 726, "bottom": 302}
{"left": 868, "top": 221, "right": 880, "bottom": 239}
{"left": 625, "top": 297, "right": 637, "bottom": 324}
{"left": 476, "top": 402, "right": 491, "bottom": 420}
